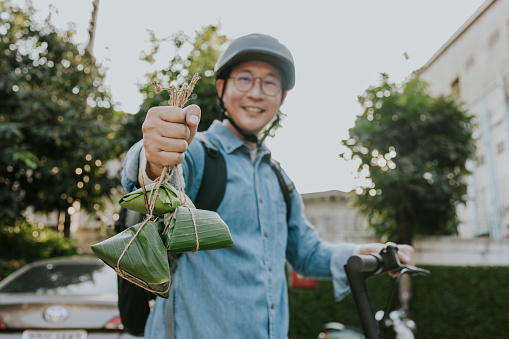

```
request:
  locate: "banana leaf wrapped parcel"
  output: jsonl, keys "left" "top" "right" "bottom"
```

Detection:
{"left": 119, "top": 181, "right": 195, "bottom": 216}
{"left": 163, "top": 206, "right": 234, "bottom": 253}
{"left": 91, "top": 220, "right": 171, "bottom": 298}
{"left": 91, "top": 182, "right": 234, "bottom": 298}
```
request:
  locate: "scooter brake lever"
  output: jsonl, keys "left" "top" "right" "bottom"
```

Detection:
{"left": 401, "top": 264, "right": 430, "bottom": 276}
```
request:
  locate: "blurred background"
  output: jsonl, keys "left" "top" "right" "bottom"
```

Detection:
{"left": 1, "top": 0, "right": 508, "bottom": 338}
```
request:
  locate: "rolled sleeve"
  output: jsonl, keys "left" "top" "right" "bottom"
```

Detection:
{"left": 330, "top": 243, "right": 358, "bottom": 301}
{"left": 121, "top": 139, "right": 184, "bottom": 194}
{"left": 121, "top": 140, "right": 143, "bottom": 193}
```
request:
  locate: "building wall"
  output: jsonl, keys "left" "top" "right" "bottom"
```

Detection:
{"left": 301, "top": 190, "right": 372, "bottom": 243}
{"left": 420, "top": 0, "right": 509, "bottom": 239}
{"left": 420, "top": 0, "right": 509, "bottom": 99}
{"left": 414, "top": 236, "right": 509, "bottom": 266}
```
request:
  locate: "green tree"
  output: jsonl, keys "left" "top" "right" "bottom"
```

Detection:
{"left": 0, "top": 1, "right": 122, "bottom": 235}
{"left": 117, "top": 24, "right": 229, "bottom": 150}
{"left": 340, "top": 73, "right": 476, "bottom": 244}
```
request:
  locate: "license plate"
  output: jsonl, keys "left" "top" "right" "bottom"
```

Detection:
{"left": 22, "top": 330, "right": 87, "bottom": 339}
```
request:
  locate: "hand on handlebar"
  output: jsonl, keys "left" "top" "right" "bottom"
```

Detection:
{"left": 345, "top": 243, "right": 429, "bottom": 339}
{"left": 394, "top": 244, "right": 414, "bottom": 266}
{"left": 357, "top": 242, "right": 414, "bottom": 278}
{"left": 389, "top": 244, "right": 414, "bottom": 278}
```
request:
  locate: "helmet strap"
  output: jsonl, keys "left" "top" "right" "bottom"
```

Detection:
{"left": 218, "top": 78, "right": 259, "bottom": 145}
{"left": 223, "top": 113, "right": 259, "bottom": 144}
{"left": 259, "top": 113, "right": 280, "bottom": 144}
{"left": 218, "top": 78, "right": 281, "bottom": 146}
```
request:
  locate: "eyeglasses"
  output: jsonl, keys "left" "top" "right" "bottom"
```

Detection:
{"left": 229, "top": 72, "right": 282, "bottom": 96}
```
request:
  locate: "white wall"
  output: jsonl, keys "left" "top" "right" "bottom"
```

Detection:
{"left": 414, "top": 236, "right": 509, "bottom": 266}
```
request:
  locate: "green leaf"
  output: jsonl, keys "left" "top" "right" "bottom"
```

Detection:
{"left": 119, "top": 181, "right": 195, "bottom": 216}
{"left": 163, "top": 206, "right": 234, "bottom": 253}
{"left": 13, "top": 151, "right": 38, "bottom": 169}
{"left": 91, "top": 220, "right": 170, "bottom": 298}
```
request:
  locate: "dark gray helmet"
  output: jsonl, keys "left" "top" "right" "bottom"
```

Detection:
{"left": 214, "top": 33, "right": 295, "bottom": 90}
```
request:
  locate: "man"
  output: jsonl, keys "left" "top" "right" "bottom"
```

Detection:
{"left": 121, "top": 33, "right": 414, "bottom": 338}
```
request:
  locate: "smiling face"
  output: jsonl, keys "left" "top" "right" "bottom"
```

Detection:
{"left": 216, "top": 60, "right": 288, "bottom": 139}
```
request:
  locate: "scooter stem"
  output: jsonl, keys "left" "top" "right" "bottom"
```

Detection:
{"left": 345, "top": 254, "right": 383, "bottom": 339}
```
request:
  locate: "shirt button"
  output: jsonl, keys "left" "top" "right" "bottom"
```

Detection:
{"left": 271, "top": 303, "right": 275, "bottom": 309}
{"left": 264, "top": 232, "right": 269, "bottom": 238}
{"left": 259, "top": 198, "right": 263, "bottom": 203}
{"left": 269, "top": 267, "right": 273, "bottom": 272}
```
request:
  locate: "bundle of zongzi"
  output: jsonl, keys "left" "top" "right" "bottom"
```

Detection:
{"left": 90, "top": 73, "right": 234, "bottom": 299}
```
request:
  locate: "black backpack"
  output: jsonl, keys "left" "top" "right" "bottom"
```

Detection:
{"left": 115, "top": 134, "right": 293, "bottom": 336}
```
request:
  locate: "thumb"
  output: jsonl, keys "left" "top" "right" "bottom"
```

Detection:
{"left": 184, "top": 104, "right": 201, "bottom": 143}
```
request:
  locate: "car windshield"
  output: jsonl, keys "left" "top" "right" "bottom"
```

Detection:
{"left": 0, "top": 261, "right": 117, "bottom": 296}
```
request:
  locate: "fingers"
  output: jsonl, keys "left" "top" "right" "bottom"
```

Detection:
{"left": 358, "top": 243, "right": 385, "bottom": 255}
{"left": 396, "top": 244, "right": 415, "bottom": 266}
{"left": 358, "top": 242, "right": 415, "bottom": 279}
{"left": 142, "top": 105, "right": 200, "bottom": 174}
{"left": 387, "top": 244, "right": 414, "bottom": 278}
{"left": 184, "top": 104, "right": 201, "bottom": 143}
{"left": 185, "top": 104, "right": 201, "bottom": 126}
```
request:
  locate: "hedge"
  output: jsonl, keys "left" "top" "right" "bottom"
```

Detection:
{"left": 289, "top": 266, "right": 509, "bottom": 339}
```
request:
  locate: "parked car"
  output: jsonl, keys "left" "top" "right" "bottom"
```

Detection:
{"left": 0, "top": 256, "right": 138, "bottom": 338}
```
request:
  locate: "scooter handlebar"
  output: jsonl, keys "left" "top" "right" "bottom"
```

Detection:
{"left": 347, "top": 243, "right": 430, "bottom": 278}
{"left": 346, "top": 253, "right": 382, "bottom": 274}
{"left": 344, "top": 243, "right": 430, "bottom": 339}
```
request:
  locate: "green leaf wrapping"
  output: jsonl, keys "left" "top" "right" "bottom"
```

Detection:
{"left": 163, "top": 206, "right": 234, "bottom": 253}
{"left": 93, "top": 182, "right": 233, "bottom": 298}
{"left": 91, "top": 220, "right": 170, "bottom": 298}
{"left": 119, "top": 182, "right": 195, "bottom": 216}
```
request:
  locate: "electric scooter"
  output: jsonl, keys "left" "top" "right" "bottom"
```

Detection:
{"left": 317, "top": 243, "right": 430, "bottom": 339}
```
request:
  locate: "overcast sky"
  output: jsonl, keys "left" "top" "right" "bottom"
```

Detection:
{"left": 18, "top": 0, "right": 486, "bottom": 193}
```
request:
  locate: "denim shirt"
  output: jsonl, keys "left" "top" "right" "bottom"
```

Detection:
{"left": 121, "top": 121, "right": 357, "bottom": 339}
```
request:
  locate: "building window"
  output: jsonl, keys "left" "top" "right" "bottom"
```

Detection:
{"left": 451, "top": 77, "right": 460, "bottom": 97}
{"left": 497, "top": 141, "right": 505, "bottom": 154}
{"left": 488, "top": 29, "right": 499, "bottom": 48}
{"left": 504, "top": 75, "right": 509, "bottom": 100}
{"left": 502, "top": 205, "right": 509, "bottom": 218}
{"left": 477, "top": 153, "right": 484, "bottom": 165}
{"left": 465, "top": 56, "right": 475, "bottom": 71}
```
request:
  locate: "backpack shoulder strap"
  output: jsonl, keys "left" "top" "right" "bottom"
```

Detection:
{"left": 270, "top": 158, "right": 295, "bottom": 222}
{"left": 193, "top": 133, "right": 227, "bottom": 211}
{"left": 115, "top": 207, "right": 144, "bottom": 233}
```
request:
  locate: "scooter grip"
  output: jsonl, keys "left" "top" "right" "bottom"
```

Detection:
{"left": 346, "top": 254, "right": 381, "bottom": 273}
